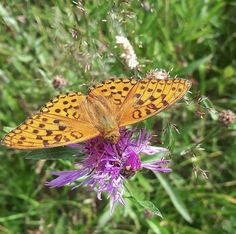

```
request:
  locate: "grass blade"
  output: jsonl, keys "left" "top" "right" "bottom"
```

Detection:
{"left": 155, "top": 173, "right": 192, "bottom": 223}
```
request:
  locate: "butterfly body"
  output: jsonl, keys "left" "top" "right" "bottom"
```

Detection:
{"left": 83, "top": 95, "right": 120, "bottom": 144}
{"left": 2, "top": 78, "right": 191, "bottom": 149}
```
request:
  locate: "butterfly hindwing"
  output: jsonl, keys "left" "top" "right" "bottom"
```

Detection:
{"left": 89, "top": 78, "right": 137, "bottom": 106}
{"left": 41, "top": 92, "right": 86, "bottom": 119}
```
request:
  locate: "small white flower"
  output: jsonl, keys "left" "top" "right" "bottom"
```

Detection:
{"left": 116, "top": 36, "right": 139, "bottom": 69}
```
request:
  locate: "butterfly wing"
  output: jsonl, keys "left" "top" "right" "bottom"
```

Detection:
{"left": 89, "top": 78, "right": 191, "bottom": 126}
{"left": 118, "top": 78, "right": 191, "bottom": 126}
{"left": 2, "top": 78, "right": 191, "bottom": 149}
{"left": 89, "top": 78, "right": 137, "bottom": 106}
{"left": 2, "top": 92, "right": 99, "bottom": 149}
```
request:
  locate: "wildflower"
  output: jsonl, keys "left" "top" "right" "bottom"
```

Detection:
{"left": 116, "top": 35, "right": 139, "bottom": 69}
{"left": 46, "top": 128, "right": 171, "bottom": 213}
{"left": 218, "top": 110, "right": 236, "bottom": 127}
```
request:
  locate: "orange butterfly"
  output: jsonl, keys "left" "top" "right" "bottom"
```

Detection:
{"left": 2, "top": 78, "right": 191, "bottom": 149}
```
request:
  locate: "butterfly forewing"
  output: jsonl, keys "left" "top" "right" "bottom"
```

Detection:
{"left": 119, "top": 78, "right": 191, "bottom": 126}
{"left": 2, "top": 93, "right": 99, "bottom": 149}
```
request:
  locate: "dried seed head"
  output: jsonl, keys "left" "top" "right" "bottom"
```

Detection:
{"left": 52, "top": 75, "right": 68, "bottom": 90}
{"left": 17, "top": 15, "right": 27, "bottom": 23}
{"left": 196, "top": 109, "right": 205, "bottom": 119}
{"left": 218, "top": 110, "right": 236, "bottom": 127}
{"left": 70, "top": 28, "right": 78, "bottom": 39}
{"left": 145, "top": 70, "right": 169, "bottom": 80}
{"left": 144, "top": 209, "right": 154, "bottom": 219}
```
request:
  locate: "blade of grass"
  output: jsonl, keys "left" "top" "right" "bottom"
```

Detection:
{"left": 155, "top": 173, "right": 192, "bottom": 223}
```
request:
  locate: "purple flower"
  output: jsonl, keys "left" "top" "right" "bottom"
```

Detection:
{"left": 46, "top": 128, "right": 171, "bottom": 213}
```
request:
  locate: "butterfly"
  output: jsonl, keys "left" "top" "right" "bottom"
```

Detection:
{"left": 2, "top": 78, "right": 191, "bottom": 149}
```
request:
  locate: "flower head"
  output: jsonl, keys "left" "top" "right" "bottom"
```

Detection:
{"left": 46, "top": 128, "right": 171, "bottom": 213}
{"left": 218, "top": 110, "right": 236, "bottom": 127}
{"left": 116, "top": 35, "right": 139, "bottom": 69}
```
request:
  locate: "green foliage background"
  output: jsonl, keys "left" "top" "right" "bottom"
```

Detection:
{"left": 0, "top": 1, "right": 236, "bottom": 233}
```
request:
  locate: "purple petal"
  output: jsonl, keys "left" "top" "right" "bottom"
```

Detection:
{"left": 46, "top": 169, "right": 88, "bottom": 187}
{"left": 142, "top": 146, "right": 169, "bottom": 155}
{"left": 142, "top": 159, "right": 171, "bottom": 172}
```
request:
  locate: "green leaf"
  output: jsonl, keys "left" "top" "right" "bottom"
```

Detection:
{"left": 25, "top": 147, "right": 82, "bottom": 160}
{"left": 97, "top": 205, "right": 111, "bottom": 229}
{"left": 200, "top": 96, "right": 218, "bottom": 120}
{"left": 3, "top": 126, "right": 14, "bottom": 133}
{"left": 138, "top": 200, "right": 163, "bottom": 218}
{"left": 54, "top": 216, "right": 65, "bottom": 234}
{"left": 0, "top": 3, "right": 19, "bottom": 32}
{"left": 16, "top": 54, "right": 33, "bottom": 63}
{"left": 223, "top": 66, "right": 235, "bottom": 79}
{"left": 146, "top": 220, "right": 170, "bottom": 234}
{"left": 178, "top": 55, "right": 212, "bottom": 76}
{"left": 136, "top": 174, "right": 153, "bottom": 192}
{"left": 155, "top": 173, "right": 192, "bottom": 223}
{"left": 125, "top": 183, "right": 162, "bottom": 218}
{"left": 228, "top": 122, "right": 236, "bottom": 130}
{"left": 126, "top": 196, "right": 162, "bottom": 218}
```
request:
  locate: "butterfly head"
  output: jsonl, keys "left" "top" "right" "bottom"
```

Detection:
{"left": 104, "top": 130, "right": 120, "bottom": 145}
